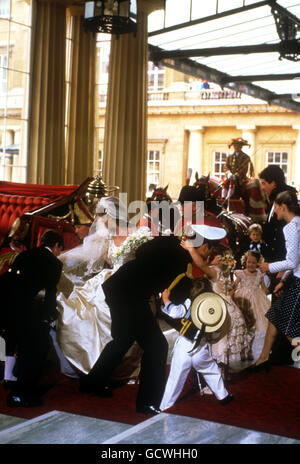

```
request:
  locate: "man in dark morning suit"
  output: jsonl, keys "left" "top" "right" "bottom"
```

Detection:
{"left": 80, "top": 226, "right": 224, "bottom": 415}
{"left": 0, "top": 230, "right": 64, "bottom": 407}
{"left": 259, "top": 165, "right": 297, "bottom": 366}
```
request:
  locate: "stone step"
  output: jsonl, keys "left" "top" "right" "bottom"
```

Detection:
{"left": 102, "top": 413, "right": 300, "bottom": 445}
{"left": 0, "top": 410, "right": 131, "bottom": 444}
{"left": 0, "top": 413, "right": 26, "bottom": 432}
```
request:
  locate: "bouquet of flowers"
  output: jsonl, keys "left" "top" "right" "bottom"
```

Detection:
{"left": 111, "top": 227, "right": 153, "bottom": 265}
{"left": 217, "top": 250, "right": 236, "bottom": 278}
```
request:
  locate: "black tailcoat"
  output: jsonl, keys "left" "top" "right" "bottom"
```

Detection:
{"left": 0, "top": 246, "right": 62, "bottom": 395}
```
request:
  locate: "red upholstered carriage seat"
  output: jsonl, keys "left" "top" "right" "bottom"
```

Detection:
{"left": 0, "top": 179, "right": 92, "bottom": 249}
{"left": 0, "top": 193, "right": 51, "bottom": 238}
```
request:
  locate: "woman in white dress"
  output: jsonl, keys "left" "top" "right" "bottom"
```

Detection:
{"left": 55, "top": 197, "right": 152, "bottom": 384}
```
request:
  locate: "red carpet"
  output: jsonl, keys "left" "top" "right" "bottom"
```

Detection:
{"left": 0, "top": 365, "right": 299, "bottom": 440}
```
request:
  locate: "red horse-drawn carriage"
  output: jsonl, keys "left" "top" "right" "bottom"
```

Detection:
{"left": 0, "top": 178, "right": 94, "bottom": 253}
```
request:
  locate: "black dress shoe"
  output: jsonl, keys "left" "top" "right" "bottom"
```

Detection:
{"left": 3, "top": 380, "right": 17, "bottom": 390}
{"left": 253, "top": 360, "right": 271, "bottom": 372}
{"left": 6, "top": 393, "right": 43, "bottom": 408}
{"left": 136, "top": 405, "right": 161, "bottom": 415}
{"left": 219, "top": 394, "right": 234, "bottom": 406}
{"left": 79, "top": 382, "right": 96, "bottom": 393}
{"left": 95, "top": 386, "right": 113, "bottom": 397}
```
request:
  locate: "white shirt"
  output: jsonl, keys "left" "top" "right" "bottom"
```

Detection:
{"left": 269, "top": 216, "right": 300, "bottom": 278}
{"left": 162, "top": 298, "right": 191, "bottom": 319}
{"left": 162, "top": 298, "right": 220, "bottom": 342}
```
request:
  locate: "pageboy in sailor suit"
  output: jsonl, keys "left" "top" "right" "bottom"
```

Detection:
{"left": 160, "top": 278, "right": 233, "bottom": 411}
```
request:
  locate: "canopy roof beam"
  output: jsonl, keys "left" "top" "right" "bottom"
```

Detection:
{"left": 222, "top": 73, "right": 300, "bottom": 83}
{"left": 150, "top": 41, "right": 300, "bottom": 60}
{"left": 148, "top": 0, "right": 271, "bottom": 38}
{"left": 148, "top": 44, "right": 300, "bottom": 113}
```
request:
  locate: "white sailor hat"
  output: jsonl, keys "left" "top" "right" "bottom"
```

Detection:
{"left": 191, "top": 292, "right": 227, "bottom": 333}
{"left": 190, "top": 224, "right": 226, "bottom": 241}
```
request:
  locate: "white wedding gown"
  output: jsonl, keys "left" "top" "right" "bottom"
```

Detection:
{"left": 56, "top": 237, "right": 143, "bottom": 383}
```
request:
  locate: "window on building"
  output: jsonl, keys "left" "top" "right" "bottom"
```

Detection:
{"left": 213, "top": 151, "right": 227, "bottom": 178}
{"left": 0, "top": 0, "right": 10, "bottom": 18}
{"left": 266, "top": 151, "right": 288, "bottom": 180}
{"left": 96, "top": 34, "right": 111, "bottom": 106}
{"left": 147, "top": 150, "right": 160, "bottom": 196}
{"left": 0, "top": 54, "right": 8, "bottom": 93}
{"left": 148, "top": 62, "right": 165, "bottom": 92}
{"left": 98, "top": 149, "right": 103, "bottom": 175}
{"left": 0, "top": 0, "right": 32, "bottom": 182}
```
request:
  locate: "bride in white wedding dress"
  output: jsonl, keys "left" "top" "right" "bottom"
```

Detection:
{"left": 56, "top": 197, "right": 152, "bottom": 383}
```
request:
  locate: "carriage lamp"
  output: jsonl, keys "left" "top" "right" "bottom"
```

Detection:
{"left": 84, "top": 0, "right": 137, "bottom": 35}
{"left": 85, "top": 174, "right": 119, "bottom": 215}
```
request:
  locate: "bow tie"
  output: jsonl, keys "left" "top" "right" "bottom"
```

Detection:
{"left": 250, "top": 242, "right": 260, "bottom": 251}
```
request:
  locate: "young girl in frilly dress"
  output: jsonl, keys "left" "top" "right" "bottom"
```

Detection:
{"left": 191, "top": 244, "right": 253, "bottom": 381}
{"left": 233, "top": 250, "right": 270, "bottom": 338}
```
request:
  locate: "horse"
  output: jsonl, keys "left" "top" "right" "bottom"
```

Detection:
{"left": 192, "top": 173, "right": 251, "bottom": 252}
{"left": 142, "top": 185, "right": 179, "bottom": 234}
{"left": 147, "top": 184, "right": 249, "bottom": 254}
{"left": 147, "top": 185, "right": 173, "bottom": 205}
{"left": 194, "top": 172, "right": 267, "bottom": 224}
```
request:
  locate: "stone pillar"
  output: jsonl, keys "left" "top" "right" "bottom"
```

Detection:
{"left": 102, "top": 5, "right": 149, "bottom": 205}
{"left": 186, "top": 126, "right": 204, "bottom": 184}
{"left": 236, "top": 125, "right": 256, "bottom": 155}
{"left": 292, "top": 125, "right": 300, "bottom": 191}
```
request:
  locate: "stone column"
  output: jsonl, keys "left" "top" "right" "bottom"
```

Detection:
{"left": 236, "top": 124, "right": 256, "bottom": 155}
{"left": 186, "top": 126, "right": 204, "bottom": 184}
{"left": 292, "top": 125, "right": 300, "bottom": 191}
{"left": 102, "top": 4, "right": 149, "bottom": 205}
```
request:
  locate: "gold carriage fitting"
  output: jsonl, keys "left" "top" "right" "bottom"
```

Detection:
{"left": 190, "top": 292, "right": 227, "bottom": 333}
{"left": 85, "top": 174, "right": 119, "bottom": 215}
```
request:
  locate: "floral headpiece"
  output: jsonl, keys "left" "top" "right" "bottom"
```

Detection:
{"left": 241, "top": 250, "right": 264, "bottom": 268}
{"left": 216, "top": 250, "right": 236, "bottom": 277}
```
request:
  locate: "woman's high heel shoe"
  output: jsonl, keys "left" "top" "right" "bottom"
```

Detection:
{"left": 242, "top": 360, "right": 271, "bottom": 375}
{"left": 252, "top": 360, "right": 271, "bottom": 373}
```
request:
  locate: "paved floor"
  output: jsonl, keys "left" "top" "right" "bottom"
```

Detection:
{"left": 0, "top": 333, "right": 299, "bottom": 445}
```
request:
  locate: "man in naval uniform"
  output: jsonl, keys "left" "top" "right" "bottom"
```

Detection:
{"left": 80, "top": 224, "right": 226, "bottom": 415}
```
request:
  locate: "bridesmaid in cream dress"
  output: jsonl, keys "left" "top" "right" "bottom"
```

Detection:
{"left": 55, "top": 197, "right": 152, "bottom": 384}
{"left": 233, "top": 250, "right": 270, "bottom": 334}
{"left": 186, "top": 244, "right": 253, "bottom": 381}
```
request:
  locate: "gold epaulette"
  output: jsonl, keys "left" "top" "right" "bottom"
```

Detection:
{"left": 167, "top": 263, "right": 193, "bottom": 293}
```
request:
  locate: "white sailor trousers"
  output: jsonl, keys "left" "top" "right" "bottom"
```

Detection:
{"left": 160, "top": 337, "right": 228, "bottom": 411}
